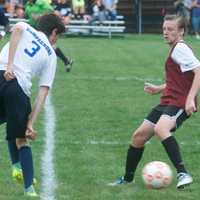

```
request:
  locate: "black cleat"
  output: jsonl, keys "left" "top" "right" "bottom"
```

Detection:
{"left": 65, "top": 59, "right": 73, "bottom": 72}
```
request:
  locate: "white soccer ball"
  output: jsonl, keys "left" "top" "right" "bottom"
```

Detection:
{"left": 142, "top": 161, "right": 173, "bottom": 189}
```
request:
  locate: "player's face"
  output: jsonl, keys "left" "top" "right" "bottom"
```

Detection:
{"left": 163, "top": 20, "right": 183, "bottom": 46}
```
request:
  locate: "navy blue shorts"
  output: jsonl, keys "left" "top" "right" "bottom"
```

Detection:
{"left": 0, "top": 71, "right": 31, "bottom": 140}
{"left": 145, "top": 104, "right": 190, "bottom": 132}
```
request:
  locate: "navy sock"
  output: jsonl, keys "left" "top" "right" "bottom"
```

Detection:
{"left": 19, "top": 146, "right": 34, "bottom": 189}
{"left": 7, "top": 140, "right": 19, "bottom": 165}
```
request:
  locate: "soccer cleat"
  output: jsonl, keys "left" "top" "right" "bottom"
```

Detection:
{"left": 65, "top": 58, "right": 73, "bottom": 72}
{"left": 177, "top": 172, "right": 193, "bottom": 189}
{"left": 12, "top": 167, "right": 23, "bottom": 183}
{"left": 107, "top": 176, "right": 132, "bottom": 186}
{"left": 12, "top": 167, "right": 37, "bottom": 185}
{"left": 24, "top": 185, "right": 38, "bottom": 197}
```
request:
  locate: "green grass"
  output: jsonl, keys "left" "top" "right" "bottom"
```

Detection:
{"left": 0, "top": 34, "right": 200, "bottom": 199}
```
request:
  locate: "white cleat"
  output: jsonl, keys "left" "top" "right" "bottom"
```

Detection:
{"left": 177, "top": 172, "right": 193, "bottom": 189}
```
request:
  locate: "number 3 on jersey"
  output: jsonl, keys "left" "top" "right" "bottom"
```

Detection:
{"left": 24, "top": 40, "right": 41, "bottom": 57}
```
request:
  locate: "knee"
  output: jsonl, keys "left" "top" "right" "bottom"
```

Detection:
{"left": 154, "top": 125, "right": 166, "bottom": 137}
{"left": 131, "top": 130, "right": 146, "bottom": 147}
{"left": 154, "top": 125, "right": 160, "bottom": 135}
{"left": 16, "top": 138, "right": 29, "bottom": 149}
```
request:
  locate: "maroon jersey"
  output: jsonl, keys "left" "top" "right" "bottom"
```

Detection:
{"left": 160, "top": 43, "right": 196, "bottom": 109}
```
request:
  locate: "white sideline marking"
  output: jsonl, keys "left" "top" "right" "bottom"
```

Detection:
{"left": 41, "top": 94, "right": 57, "bottom": 200}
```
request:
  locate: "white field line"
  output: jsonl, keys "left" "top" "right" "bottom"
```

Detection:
{"left": 0, "top": 139, "right": 199, "bottom": 146}
{"left": 69, "top": 75, "right": 163, "bottom": 83}
{"left": 66, "top": 75, "right": 200, "bottom": 146}
{"left": 40, "top": 94, "right": 57, "bottom": 200}
{"left": 66, "top": 140, "right": 200, "bottom": 146}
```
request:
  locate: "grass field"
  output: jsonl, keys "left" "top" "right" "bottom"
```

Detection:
{"left": 0, "top": 34, "right": 200, "bottom": 200}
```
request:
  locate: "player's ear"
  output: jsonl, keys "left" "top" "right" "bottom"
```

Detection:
{"left": 48, "top": 28, "right": 58, "bottom": 45}
{"left": 52, "top": 28, "right": 58, "bottom": 36}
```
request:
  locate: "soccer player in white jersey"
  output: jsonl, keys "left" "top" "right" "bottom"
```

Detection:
{"left": 0, "top": 13, "right": 65, "bottom": 197}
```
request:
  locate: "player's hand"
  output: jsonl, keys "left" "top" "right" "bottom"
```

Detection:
{"left": 144, "top": 82, "right": 161, "bottom": 95}
{"left": 185, "top": 99, "right": 196, "bottom": 116}
{"left": 25, "top": 126, "right": 37, "bottom": 140}
{"left": 4, "top": 68, "right": 15, "bottom": 81}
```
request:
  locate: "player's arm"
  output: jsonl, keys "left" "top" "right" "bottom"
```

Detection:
{"left": 172, "top": 43, "right": 200, "bottom": 115}
{"left": 144, "top": 82, "right": 166, "bottom": 95}
{"left": 4, "top": 23, "right": 24, "bottom": 81}
{"left": 185, "top": 66, "right": 200, "bottom": 115}
{"left": 26, "top": 86, "right": 49, "bottom": 140}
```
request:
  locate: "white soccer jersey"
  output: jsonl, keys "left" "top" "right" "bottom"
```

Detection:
{"left": 0, "top": 22, "right": 57, "bottom": 97}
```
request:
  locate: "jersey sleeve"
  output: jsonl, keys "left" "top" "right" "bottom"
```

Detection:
{"left": 39, "top": 54, "right": 57, "bottom": 89}
{"left": 171, "top": 42, "right": 200, "bottom": 72}
{"left": 11, "top": 22, "right": 28, "bottom": 31}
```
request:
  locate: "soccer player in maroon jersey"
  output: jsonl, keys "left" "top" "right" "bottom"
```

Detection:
{"left": 109, "top": 14, "right": 200, "bottom": 189}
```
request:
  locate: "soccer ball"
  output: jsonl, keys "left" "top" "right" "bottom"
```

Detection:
{"left": 142, "top": 161, "right": 173, "bottom": 189}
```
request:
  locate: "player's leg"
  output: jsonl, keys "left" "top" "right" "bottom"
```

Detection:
{"left": 54, "top": 47, "right": 73, "bottom": 72}
{"left": 16, "top": 139, "right": 37, "bottom": 196}
{"left": 154, "top": 114, "right": 187, "bottom": 173}
{"left": 108, "top": 114, "right": 156, "bottom": 186}
{"left": 120, "top": 105, "right": 166, "bottom": 184}
{"left": 7, "top": 139, "right": 24, "bottom": 182}
{"left": 7, "top": 140, "right": 19, "bottom": 166}
{"left": 154, "top": 106, "right": 192, "bottom": 188}
{"left": 108, "top": 105, "right": 172, "bottom": 186}
{"left": 123, "top": 120, "right": 155, "bottom": 182}
{"left": 0, "top": 72, "right": 22, "bottom": 181}
{"left": 7, "top": 139, "right": 37, "bottom": 186}
{"left": 5, "top": 79, "right": 37, "bottom": 196}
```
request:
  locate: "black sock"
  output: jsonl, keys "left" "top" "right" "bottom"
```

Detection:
{"left": 162, "top": 136, "right": 187, "bottom": 173}
{"left": 19, "top": 146, "right": 34, "bottom": 189}
{"left": 54, "top": 47, "right": 69, "bottom": 65}
{"left": 124, "top": 145, "right": 144, "bottom": 182}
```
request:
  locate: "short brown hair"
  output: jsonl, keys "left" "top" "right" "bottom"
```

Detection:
{"left": 164, "top": 14, "right": 187, "bottom": 34}
{"left": 37, "top": 13, "right": 65, "bottom": 37}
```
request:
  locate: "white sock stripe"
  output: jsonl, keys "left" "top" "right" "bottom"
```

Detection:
{"left": 41, "top": 94, "right": 57, "bottom": 200}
